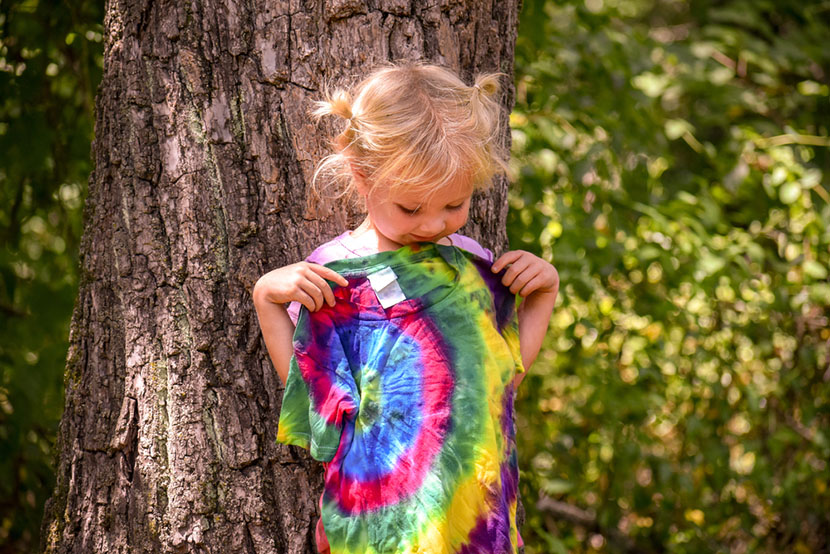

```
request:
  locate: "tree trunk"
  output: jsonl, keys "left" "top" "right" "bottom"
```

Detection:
{"left": 41, "top": 0, "right": 518, "bottom": 552}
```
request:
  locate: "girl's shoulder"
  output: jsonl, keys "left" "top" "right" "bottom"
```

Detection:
{"left": 306, "top": 232, "right": 493, "bottom": 263}
{"left": 286, "top": 231, "right": 371, "bottom": 325}
{"left": 447, "top": 233, "right": 494, "bottom": 262}
{"left": 305, "top": 230, "right": 377, "bottom": 265}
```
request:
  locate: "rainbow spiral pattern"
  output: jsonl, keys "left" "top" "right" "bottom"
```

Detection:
{"left": 277, "top": 244, "right": 523, "bottom": 554}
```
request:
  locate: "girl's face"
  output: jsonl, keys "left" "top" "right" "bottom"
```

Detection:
{"left": 360, "top": 177, "right": 474, "bottom": 251}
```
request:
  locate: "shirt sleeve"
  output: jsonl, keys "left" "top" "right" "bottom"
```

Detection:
{"left": 490, "top": 268, "right": 525, "bottom": 376}
{"left": 286, "top": 301, "right": 301, "bottom": 326}
{"left": 500, "top": 297, "right": 525, "bottom": 376}
{"left": 276, "top": 309, "right": 358, "bottom": 461}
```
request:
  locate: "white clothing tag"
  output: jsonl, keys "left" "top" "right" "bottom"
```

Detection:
{"left": 367, "top": 266, "right": 407, "bottom": 308}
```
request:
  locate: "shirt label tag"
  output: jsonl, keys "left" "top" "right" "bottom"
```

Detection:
{"left": 367, "top": 266, "right": 407, "bottom": 308}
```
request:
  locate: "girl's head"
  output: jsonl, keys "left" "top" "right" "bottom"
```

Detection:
{"left": 313, "top": 63, "right": 508, "bottom": 203}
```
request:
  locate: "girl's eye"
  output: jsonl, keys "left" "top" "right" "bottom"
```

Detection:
{"left": 398, "top": 205, "right": 420, "bottom": 215}
{"left": 447, "top": 204, "right": 464, "bottom": 211}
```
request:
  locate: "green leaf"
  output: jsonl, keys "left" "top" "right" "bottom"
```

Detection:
{"left": 779, "top": 182, "right": 802, "bottom": 204}
{"left": 803, "top": 260, "right": 828, "bottom": 280}
{"left": 665, "top": 119, "right": 694, "bottom": 140}
{"left": 541, "top": 479, "right": 576, "bottom": 495}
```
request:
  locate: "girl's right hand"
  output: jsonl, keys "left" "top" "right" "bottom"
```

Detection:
{"left": 253, "top": 262, "right": 349, "bottom": 312}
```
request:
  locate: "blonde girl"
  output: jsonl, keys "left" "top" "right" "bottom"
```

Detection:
{"left": 254, "top": 63, "right": 558, "bottom": 554}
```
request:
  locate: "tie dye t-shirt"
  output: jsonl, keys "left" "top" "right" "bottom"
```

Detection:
{"left": 277, "top": 243, "right": 523, "bottom": 554}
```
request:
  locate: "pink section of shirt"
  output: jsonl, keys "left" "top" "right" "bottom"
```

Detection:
{"left": 286, "top": 231, "right": 494, "bottom": 325}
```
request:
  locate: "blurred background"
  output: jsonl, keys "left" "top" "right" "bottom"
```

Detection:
{"left": 1, "top": 1, "right": 103, "bottom": 552}
{"left": 511, "top": 1, "right": 829, "bottom": 552}
{"left": 1, "top": 0, "right": 827, "bottom": 552}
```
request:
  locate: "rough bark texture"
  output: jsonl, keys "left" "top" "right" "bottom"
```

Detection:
{"left": 42, "top": 0, "right": 519, "bottom": 552}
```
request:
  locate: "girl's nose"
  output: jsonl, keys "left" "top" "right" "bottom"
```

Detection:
{"left": 417, "top": 217, "right": 445, "bottom": 236}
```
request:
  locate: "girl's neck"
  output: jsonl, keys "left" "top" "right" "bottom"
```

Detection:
{"left": 349, "top": 218, "right": 403, "bottom": 252}
{"left": 349, "top": 218, "right": 452, "bottom": 252}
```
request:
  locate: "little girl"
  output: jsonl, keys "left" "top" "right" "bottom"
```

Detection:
{"left": 253, "top": 63, "right": 558, "bottom": 554}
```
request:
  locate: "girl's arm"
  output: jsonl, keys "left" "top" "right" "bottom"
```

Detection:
{"left": 253, "top": 262, "right": 348, "bottom": 385}
{"left": 516, "top": 288, "right": 558, "bottom": 376}
{"left": 491, "top": 250, "right": 560, "bottom": 375}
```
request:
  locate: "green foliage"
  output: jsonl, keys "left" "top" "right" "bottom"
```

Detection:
{"left": 511, "top": 0, "right": 830, "bottom": 552}
{"left": 0, "top": 0, "right": 102, "bottom": 550}
{"left": 2, "top": 0, "right": 828, "bottom": 551}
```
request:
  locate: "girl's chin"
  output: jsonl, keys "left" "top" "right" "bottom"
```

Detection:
{"left": 408, "top": 233, "right": 444, "bottom": 242}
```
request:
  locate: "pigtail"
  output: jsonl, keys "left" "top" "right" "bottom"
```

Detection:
{"left": 313, "top": 88, "right": 358, "bottom": 146}
{"left": 470, "top": 72, "right": 509, "bottom": 181}
{"left": 470, "top": 73, "right": 503, "bottom": 137}
{"left": 472, "top": 73, "right": 501, "bottom": 98}
{"left": 313, "top": 88, "right": 352, "bottom": 119}
{"left": 311, "top": 88, "right": 360, "bottom": 200}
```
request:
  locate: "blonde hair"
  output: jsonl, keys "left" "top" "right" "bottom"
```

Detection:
{"left": 312, "top": 63, "right": 508, "bottom": 200}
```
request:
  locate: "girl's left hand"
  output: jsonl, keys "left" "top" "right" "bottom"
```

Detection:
{"left": 491, "top": 250, "right": 559, "bottom": 298}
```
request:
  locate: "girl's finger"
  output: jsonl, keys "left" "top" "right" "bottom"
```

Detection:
{"left": 295, "top": 290, "right": 317, "bottom": 313}
{"left": 491, "top": 250, "right": 524, "bottom": 273}
{"left": 509, "top": 268, "right": 537, "bottom": 295}
{"left": 306, "top": 270, "right": 337, "bottom": 307}
{"left": 516, "top": 265, "right": 545, "bottom": 295}
{"left": 298, "top": 279, "right": 325, "bottom": 311}
{"left": 502, "top": 256, "right": 533, "bottom": 285}
{"left": 310, "top": 264, "right": 349, "bottom": 287}
{"left": 517, "top": 272, "right": 546, "bottom": 297}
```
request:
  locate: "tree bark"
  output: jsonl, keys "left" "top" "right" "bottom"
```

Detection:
{"left": 41, "top": 0, "right": 518, "bottom": 552}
